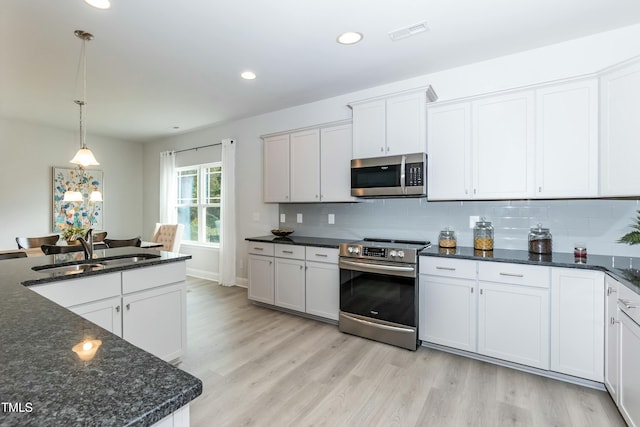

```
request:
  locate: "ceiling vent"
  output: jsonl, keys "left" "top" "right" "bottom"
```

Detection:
{"left": 388, "top": 21, "right": 430, "bottom": 41}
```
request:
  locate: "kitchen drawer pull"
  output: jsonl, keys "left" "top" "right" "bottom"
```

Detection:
{"left": 619, "top": 299, "right": 639, "bottom": 309}
{"left": 281, "top": 250, "right": 294, "bottom": 254}
{"left": 436, "top": 266, "right": 456, "bottom": 271}
{"left": 253, "top": 247, "right": 264, "bottom": 251}
{"left": 314, "top": 253, "right": 328, "bottom": 257}
{"left": 499, "top": 272, "right": 524, "bottom": 278}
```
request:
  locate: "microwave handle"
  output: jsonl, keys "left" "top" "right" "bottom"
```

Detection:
{"left": 401, "top": 155, "right": 406, "bottom": 194}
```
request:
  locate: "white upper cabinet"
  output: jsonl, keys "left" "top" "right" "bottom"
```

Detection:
{"left": 427, "top": 102, "right": 472, "bottom": 200}
{"left": 351, "top": 88, "right": 432, "bottom": 159}
{"left": 263, "top": 122, "right": 353, "bottom": 203}
{"left": 473, "top": 90, "right": 536, "bottom": 199}
{"left": 290, "top": 129, "right": 320, "bottom": 202}
{"left": 263, "top": 134, "right": 290, "bottom": 203}
{"left": 600, "top": 59, "right": 640, "bottom": 197}
{"left": 320, "top": 124, "right": 354, "bottom": 202}
{"left": 536, "top": 79, "right": 599, "bottom": 198}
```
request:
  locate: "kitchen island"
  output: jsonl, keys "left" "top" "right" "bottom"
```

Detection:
{"left": 0, "top": 248, "right": 202, "bottom": 427}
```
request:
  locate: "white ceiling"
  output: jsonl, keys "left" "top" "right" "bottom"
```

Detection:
{"left": 2, "top": 0, "right": 640, "bottom": 142}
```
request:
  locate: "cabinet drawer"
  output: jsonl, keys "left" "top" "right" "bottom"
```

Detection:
{"left": 247, "top": 241, "right": 274, "bottom": 256}
{"left": 30, "top": 272, "right": 121, "bottom": 307}
{"left": 305, "top": 246, "right": 338, "bottom": 264}
{"left": 479, "top": 262, "right": 550, "bottom": 288}
{"left": 420, "top": 257, "right": 477, "bottom": 279}
{"left": 122, "top": 261, "right": 186, "bottom": 294}
{"left": 274, "top": 244, "right": 305, "bottom": 260}
{"left": 619, "top": 283, "right": 640, "bottom": 325}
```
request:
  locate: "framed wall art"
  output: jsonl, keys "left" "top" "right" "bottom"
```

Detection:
{"left": 52, "top": 167, "right": 104, "bottom": 232}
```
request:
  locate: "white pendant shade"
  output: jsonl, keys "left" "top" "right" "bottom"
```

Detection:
{"left": 70, "top": 147, "right": 100, "bottom": 166}
{"left": 90, "top": 190, "right": 103, "bottom": 202}
{"left": 63, "top": 191, "right": 83, "bottom": 202}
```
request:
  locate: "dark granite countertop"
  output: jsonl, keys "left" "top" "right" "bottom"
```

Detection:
{"left": 420, "top": 245, "right": 640, "bottom": 295}
{"left": 245, "top": 235, "right": 350, "bottom": 248}
{"left": 0, "top": 248, "right": 202, "bottom": 426}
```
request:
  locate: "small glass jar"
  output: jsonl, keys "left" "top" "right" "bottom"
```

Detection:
{"left": 474, "top": 218, "right": 494, "bottom": 250}
{"left": 438, "top": 227, "right": 457, "bottom": 248}
{"left": 528, "top": 223, "right": 552, "bottom": 254}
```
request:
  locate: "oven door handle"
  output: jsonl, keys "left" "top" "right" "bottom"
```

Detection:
{"left": 339, "top": 259, "right": 415, "bottom": 274}
{"left": 400, "top": 154, "right": 406, "bottom": 194}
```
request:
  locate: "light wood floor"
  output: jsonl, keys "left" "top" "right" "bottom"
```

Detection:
{"left": 178, "top": 277, "right": 625, "bottom": 427}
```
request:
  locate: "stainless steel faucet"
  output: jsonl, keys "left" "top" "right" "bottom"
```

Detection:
{"left": 77, "top": 228, "right": 94, "bottom": 260}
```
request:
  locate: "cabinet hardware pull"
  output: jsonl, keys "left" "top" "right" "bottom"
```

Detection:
{"left": 499, "top": 272, "right": 524, "bottom": 278}
{"left": 619, "top": 299, "right": 639, "bottom": 309}
{"left": 269, "top": 261, "right": 273, "bottom": 265}
{"left": 126, "top": 303, "right": 131, "bottom": 310}
{"left": 471, "top": 288, "right": 474, "bottom": 294}
{"left": 611, "top": 317, "right": 620, "bottom": 325}
{"left": 315, "top": 253, "right": 328, "bottom": 257}
{"left": 436, "top": 266, "right": 455, "bottom": 271}
{"left": 539, "top": 186, "right": 542, "bottom": 192}
{"left": 480, "top": 289, "right": 484, "bottom": 295}
{"left": 282, "top": 250, "right": 294, "bottom": 254}
{"left": 253, "top": 247, "right": 264, "bottom": 251}
{"left": 115, "top": 306, "right": 120, "bottom": 312}
{"left": 607, "top": 287, "right": 617, "bottom": 296}
{"left": 300, "top": 265, "right": 303, "bottom": 270}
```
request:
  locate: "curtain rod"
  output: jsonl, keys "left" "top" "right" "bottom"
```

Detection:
{"left": 174, "top": 142, "right": 222, "bottom": 154}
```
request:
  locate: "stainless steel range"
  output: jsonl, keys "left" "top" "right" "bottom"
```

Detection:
{"left": 338, "top": 238, "right": 430, "bottom": 351}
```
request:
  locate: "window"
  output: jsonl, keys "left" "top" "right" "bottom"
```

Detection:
{"left": 176, "top": 163, "right": 221, "bottom": 244}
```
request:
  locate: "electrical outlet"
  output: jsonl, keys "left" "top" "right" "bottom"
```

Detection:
{"left": 280, "top": 213, "right": 286, "bottom": 223}
{"left": 297, "top": 213, "right": 303, "bottom": 223}
{"left": 469, "top": 215, "right": 480, "bottom": 228}
{"left": 328, "top": 213, "right": 335, "bottom": 224}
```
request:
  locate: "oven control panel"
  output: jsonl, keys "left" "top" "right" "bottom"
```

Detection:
{"left": 340, "top": 245, "right": 408, "bottom": 261}
{"left": 362, "top": 247, "right": 386, "bottom": 258}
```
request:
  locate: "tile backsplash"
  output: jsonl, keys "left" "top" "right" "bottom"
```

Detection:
{"left": 279, "top": 198, "right": 640, "bottom": 257}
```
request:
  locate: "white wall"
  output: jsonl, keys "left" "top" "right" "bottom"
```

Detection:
{"left": 0, "top": 117, "right": 143, "bottom": 250}
{"left": 141, "top": 24, "right": 640, "bottom": 282}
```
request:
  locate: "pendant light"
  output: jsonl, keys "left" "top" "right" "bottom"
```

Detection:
{"left": 70, "top": 30, "right": 99, "bottom": 167}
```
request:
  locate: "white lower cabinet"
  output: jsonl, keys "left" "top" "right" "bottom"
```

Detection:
{"left": 247, "top": 242, "right": 339, "bottom": 321}
{"left": 550, "top": 268, "right": 604, "bottom": 382}
{"left": 123, "top": 282, "right": 185, "bottom": 363}
{"left": 605, "top": 274, "right": 620, "bottom": 402}
{"left": 275, "top": 257, "right": 306, "bottom": 312}
{"left": 29, "top": 262, "right": 188, "bottom": 362}
{"left": 620, "top": 310, "right": 640, "bottom": 427}
{"left": 478, "top": 281, "right": 550, "bottom": 369}
{"left": 69, "top": 296, "right": 123, "bottom": 337}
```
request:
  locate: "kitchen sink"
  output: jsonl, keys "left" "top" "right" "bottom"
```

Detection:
{"left": 621, "top": 268, "right": 640, "bottom": 282}
{"left": 33, "top": 263, "right": 105, "bottom": 275}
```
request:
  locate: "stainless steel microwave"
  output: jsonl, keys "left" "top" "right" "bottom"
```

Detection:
{"left": 351, "top": 152, "right": 427, "bottom": 197}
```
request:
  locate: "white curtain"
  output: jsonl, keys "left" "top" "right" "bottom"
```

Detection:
{"left": 159, "top": 150, "right": 177, "bottom": 224}
{"left": 219, "top": 138, "right": 236, "bottom": 286}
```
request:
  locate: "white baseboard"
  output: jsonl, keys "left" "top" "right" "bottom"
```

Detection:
{"left": 186, "top": 268, "right": 218, "bottom": 282}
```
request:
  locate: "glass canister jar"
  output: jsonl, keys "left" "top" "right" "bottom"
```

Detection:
{"left": 438, "top": 227, "right": 457, "bottom": 248}
{"left": 528, "top": 223, "right": 552, "bottom": 254}
{"left": 474, "top": 218, "right": 494, "bottom": 250}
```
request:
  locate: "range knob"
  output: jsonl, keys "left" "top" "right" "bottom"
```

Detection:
{"left": 347, "top": 246, "right": 354, "bottom": 254}
{"left": 397, "top": 250, "right": 405, "bottom": 259}
{"left": 353, "top": 247, "right": 360, "bottom": 254}
{"left": 389, "top": 250, "right": 397, "bottom": 258}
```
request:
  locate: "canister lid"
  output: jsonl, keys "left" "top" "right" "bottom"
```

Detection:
{"left": 529, "top": 223, "right": 551, "bottom": 236}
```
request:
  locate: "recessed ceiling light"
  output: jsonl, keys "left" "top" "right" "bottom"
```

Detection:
{"left": 241, "top": 71, "right": 257, "bottom": 80}
{"left": 337, "top": 32, "right": 363, "bottom": 45}
{"left": 84, "top": 0, "right": 111, "bottom": 9}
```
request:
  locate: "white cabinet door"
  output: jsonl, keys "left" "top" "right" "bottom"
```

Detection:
{"left": 473, "top": 91, "right": 535, "bottom": 199}
{"left": 305, "top": 260, "right": 339, "bottom": 320}
{"left": 420, "top": 275, "right": 477, "bottom": 352}
{"left": 123, "top": 282, "right": 185, "bottom": 362}
{"left": 290, "top": 128, "right": 320, "bottom": 202}
{"left": 69, "top": 296, "right": 123, "bottom": 337}
{"left": 275, "top": 257, "right": 306, "bottom": 312}
{"left": 320, "top": 124, "right": 353, "bottom": 202}
{"left": 600, "top": 59, "right": 640, "bottom": 197}
{"left": 478, "top": 281, "right": 549, "bottom": 369}
{"left": 550, "top": 268, "right": 604, "bottom": 382}
{"left": 535, "top": 79, "right": 598, "bottom": 198}
{"left": 619, "top": 311, "right": 640, "bottom": 427}
{"left": 605, "top": 275, "right": 620, "bottom": 402}
{"left": 352, "top": 99, "right": 386, "bottom": 158}
{"left": 427, "top": 102, "right": 472, "bottom": 200}
{"left": 248, "top": 254, "right": 274, "bottom": 304}
{"left": 263, "top": 134, "right": 290, "bottom": 202}
{"left": 386, "top": 91, "right": 427, "bottom": 155}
